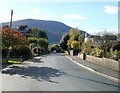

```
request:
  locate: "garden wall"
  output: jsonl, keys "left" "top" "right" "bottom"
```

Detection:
{"left": 65, "top": 51, "right": 69, "bottom": 55}
{"left": 78, "top": 54, "right": 120, "bottom": 71}
{"left": 70, "top": 50, "right": 74, "bottom": 56}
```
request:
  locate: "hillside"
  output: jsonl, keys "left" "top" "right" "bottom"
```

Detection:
{"left": 2, "top": 19, "right": 90, "bottom": 44}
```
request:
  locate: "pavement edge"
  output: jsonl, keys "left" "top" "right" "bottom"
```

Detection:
{"left": 65, "top": 56, "right": 120, "bottom": 83}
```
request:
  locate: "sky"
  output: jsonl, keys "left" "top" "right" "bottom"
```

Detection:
{"left": 0, "top": 0, "right": 119, "bottom": 35}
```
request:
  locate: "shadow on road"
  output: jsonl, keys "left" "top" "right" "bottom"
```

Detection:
{"left": 2, "top": 65, "right": 65, "bottom": 83}
{"left": 1, "top": 64, "right": 10, "bottom": 70}
{"left": 2, "top": 65, "right": 119, "bottom": 87}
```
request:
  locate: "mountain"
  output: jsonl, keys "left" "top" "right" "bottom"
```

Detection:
{"left": 2, "top": 19, "right": 90, "bottom": 44}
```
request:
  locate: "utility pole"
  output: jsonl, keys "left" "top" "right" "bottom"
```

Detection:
{"left": 10, "top": 10, "right": 13, "bottom": 27}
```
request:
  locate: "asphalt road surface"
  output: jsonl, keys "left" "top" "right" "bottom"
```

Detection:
{"left": 2, "top": 53, "right": 119, "bottom": 91}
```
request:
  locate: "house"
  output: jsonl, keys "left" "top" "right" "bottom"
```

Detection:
{"left": 85, "top": 35, "right": 117, "bottom": 46}
{"left": 19, "top": 30, "right": 27, "bottom": 33}
{"left": 84, "top": 35, "right": 101, "bottom": 42}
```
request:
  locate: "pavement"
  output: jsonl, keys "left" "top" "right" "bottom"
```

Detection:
{"left": 1, "top": 53, "right": 120, "bottom": 91}
{"left": 66, "top": 55, "right": 120, "bottom": 80}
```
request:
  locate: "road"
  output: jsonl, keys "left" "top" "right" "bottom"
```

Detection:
{"left": 2, "top": 53, "right": 119, "bottom": 91}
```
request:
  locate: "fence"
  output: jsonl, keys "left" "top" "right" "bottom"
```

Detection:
{"left": 2, "top": 55, "right": 28, "bottom": 63}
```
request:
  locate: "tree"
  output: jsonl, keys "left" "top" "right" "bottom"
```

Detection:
{"left": 67, "top": 28, "right": 84, "bottom": 51}
{"left": 28, "top": 28, "right": 40, "bottom": 38}
{"left": 38, "top": 38, "right": 49, "bottom": 49}
{"left": 78, "top": 33, "right": 84, "bottom": 49}
{"left": 28, "top": 37, "right": 49, "bottom": 55}
{"left": 18, "top": 25, "right": 28, "bottom": 30}
{"left": 48, "top": 44, "right": 62, "bottom": 52}
{"left": 28, "top": 37, "right": 38, "bottom": 45}
{"left": 2, "top": 25, "right": 28, "bottom": 61}
{"left": 27, "top": 28, "right": 48, "bottom": 39}
{"left": 39, "top": 30, "right": 48, "bottom": 39}
{"left": 71, "top": 41, "right": 79, "bottom": 50}
{"left": 59, "top": 33, "right": 69, "bottom": 50}
{"left": 95, "top": 31, "right": 117, "bottom": 57}
{"left": 82, "top": 39, "right": 93, "bottom": 54}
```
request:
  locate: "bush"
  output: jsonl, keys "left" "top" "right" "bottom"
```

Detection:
{"left": 28, "top": 37, "right": 38, "bottom": 45}
{"left": 32, "top": 47, "right": 48, "bottom": 55}
{"left": 81, "top": 39, "right": 93, "bottom": 55}
{"left": 10, "top": 45, "right": 33, "bottom": 60}
{"left": 106, "top": 49, "right": 120, "bottom": 61}
{"left": 2, "top": 58, "right": 8, "bottom": 64}
{"left": 90, "top": 48, "right": 103, "bottom": 57}
{"left": 28, "top": 37, "right": 49, "bottom": 49}
{"left": 32, "top": 47, "right": 41, "bottom": 55}
{"left": 29, "top": 43, "right": 36, "bottom": 49}
{"left": 113, "top": 42, "right": 120, "bottom": 51}
{"left": 38, "top": 38, "right": 49, "bottom": 49}
{"left": 40, "top": 47, "right": 48, "bottom": 55}
{"left": 48, "top": 44, "right": 63, "bottom": 52}
{"left": 2, "top": 49, "right": 7, "bottom": 57}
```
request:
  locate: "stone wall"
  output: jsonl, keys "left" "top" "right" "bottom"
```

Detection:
{"left": 70, "top": 50, "right": 74, "bottom": 56}
{"left": 65, "top": 51, "right": 69, "bottom": 55}
{"left": 78, "top": 54, "right": 120, "bottom": 71}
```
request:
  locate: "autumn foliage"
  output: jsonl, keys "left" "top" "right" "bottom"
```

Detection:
{"left": 2, "top": 25, "right": 28, "bottom": 50}
{"left": 1, "top": 25, "right": 28, "bottom": 61}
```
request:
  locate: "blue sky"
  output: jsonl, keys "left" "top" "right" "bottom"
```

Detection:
{"left": 0, "top": 1, "right": 118, "bottom": 34}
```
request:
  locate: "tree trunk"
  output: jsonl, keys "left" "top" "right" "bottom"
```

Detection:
{"left": 6, "top": 49, "right": 11, "bottom": 63}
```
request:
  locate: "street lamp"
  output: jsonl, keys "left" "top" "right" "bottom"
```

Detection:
{"left": 10, "top": 10, "right": 13, "bottom": 27}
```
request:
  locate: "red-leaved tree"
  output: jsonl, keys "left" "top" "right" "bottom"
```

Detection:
{"left": 1, "top": 25, "right": 28, "bottom": 61}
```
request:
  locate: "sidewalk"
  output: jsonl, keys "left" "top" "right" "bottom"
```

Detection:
{"left": 67, "top": 55, "right": 120, "bottom": 79}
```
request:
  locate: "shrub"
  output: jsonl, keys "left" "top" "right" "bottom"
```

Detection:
{"left": 28, "top": 37, "right": 49, "bottom": 50}
{"left": 40, "top": 47, "right": 48, "bottom": 55}
{"left": 81, "top": 39, "right": 93, "bottom": 55}
{"left": 32, "top": 47, "right": 41, "bottom": 55}
{"left": 113, "top": 42, "right": 120, "bottom": 51}
{"left": 29, "top": 43, "right": 36, "bottom": 49}
{"left": 38, "top": 38, "right": 49, "bottom": 49}
{"left": 11, "top": 45, "right": 33, "bottom": 60}
{"left": 106, "top": 49, "right": 120, "bottom": 61}
{"left": 28, "top": 37, "right": 38, "bottom": 45}
{"left": 2, "top": 49, "right": 7, "bottom": 57}
{"left": 90, "top": 48, "right": 103, "bottom": 57}
{"left": 48, "top": 44, "right": 62, "bottom": 52}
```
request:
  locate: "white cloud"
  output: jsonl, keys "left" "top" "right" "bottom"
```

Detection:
{"left": 104, "top": 5, "right": 118, "bottom": 14}
{"left": 31, "top": 8, "right": 40, "bottom": 13}
{"left": 66, "top": 23, "right": 76, "bottom": 28}
{"left": 88, "top": 29, "right": 118, "bottom": 35}
{"left": 63, "top": 14, "right": 87, "bottom": 20}
{"left": 31, "top": 14, "right": 55, "bottom": 20}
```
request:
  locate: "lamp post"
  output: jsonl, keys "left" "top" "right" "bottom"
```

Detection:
{"left": 10, "top": 10, "right": 13, "bottom": 27}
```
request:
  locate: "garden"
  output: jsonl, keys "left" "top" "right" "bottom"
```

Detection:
{"left": 1, "top": 25, "right": 49, "bottom": 64}
{"left": 59, "top": 28, "right": 120, "bottom": 61}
